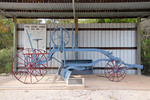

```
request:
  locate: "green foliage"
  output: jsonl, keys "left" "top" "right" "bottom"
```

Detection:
{"left": 5, "top": 62, "right": 12, "bottom": 74}
{"left": 79, "top": 19, "right": 97, "bottom": 23}
{"left": 0, "top": 18, "right": 44, "bottom": 74}
{"left": 58, "top": 19, "right": 74, "bottom": 24}
{"left": 0, "top": 48, "right": 13, "bottom": 74}
{"left": 78, "top": 18, "right": 137, "bottom": 24}
{"left": 96, "top": 18, "right": 137, "bottom": 23}
{"left": 141, "top": 30, "right": 150, "bottom": 75}
{"left": 0, "top": 17, "right": 44, "bottom": 50}
{"left": 17, "top": 19, "right": 42, "bottom": 24}
{"left": 46, "top": 19, "right": 74, "bottom": 24}
{"left": 46, "top": 20, "right": 52, "bottom": 24}
{"left": 46, "top": 19, "right": 60, "bottom": 24}
{"left": 0, "top": 17, "right": 13, "bottom": 50}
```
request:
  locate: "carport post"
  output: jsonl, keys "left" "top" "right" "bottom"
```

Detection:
{"left": 13, "top": 17, "right": 17, "bottom": 71}
{"left": 75, "top": 17, "right": 78, "bottom": 60}
{"left": 137, "top": 17, "right": 141, "bottom": 75}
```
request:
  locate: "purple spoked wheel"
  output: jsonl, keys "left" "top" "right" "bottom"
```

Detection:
{"left": 12, "top": 48, "right": 48, "bottom": 84}
{"left": 104, "top": 61, "right": 127, "bottom": 82}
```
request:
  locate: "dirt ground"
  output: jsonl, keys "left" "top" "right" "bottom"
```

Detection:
{"left": 0, "top": 74, "right": 150, "bottom": 100}
{"left": 0, "top": 90, "right": 150, "bottom": 100}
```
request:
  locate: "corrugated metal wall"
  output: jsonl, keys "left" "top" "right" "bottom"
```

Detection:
{"left": 17, "top": 23, "right": 137, "bottom": 74}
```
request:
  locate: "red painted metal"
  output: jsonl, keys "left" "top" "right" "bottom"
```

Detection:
{"left": 23, "top": 53, "right": 49, "bottom": 55}
{"left": 104, "top": 61, "right": 127, "bottom": 82}
{"left": 12, "top": 48, "right": 48, "bottom": 84}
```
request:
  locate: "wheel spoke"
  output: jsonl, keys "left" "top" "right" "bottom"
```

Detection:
{"left": 32, "top": 73, "right": 38, "bottom": 82}
{"left": 51, "top": 28, "right": 70, "bottom": 46}
{"left": 107, "top": 63, "right": 114, "bottom": 69}
{"left": 116, "top": 73, "right": 119, "bottom": 82}
{"left": 111, "top": 61, "right": 115, "bottom": 67}
{"left": 106, "top": 70, "right": 113, "bottom": 74}
{"left": 16, "top": 55, "right": 27, "bottom": 64}
{"left": 18, "top": 72, "right": 26, "bottom": 80}
{"left": 24, "top": 73, "right": 27, "bottom": 83}
{"left": 13, "top": 61, "right": 27, "bottom": 66}
{"left": 108, "top": 72, "right": 114, "bottom": 78}
{"left": 105, "top": 61, "right": 127, "bottom": 82}
{"left": 12, "top": 48, "right": 48, "bottom": 84}
{"left": 30, "top": 73, "right": 32, "bottom": 83}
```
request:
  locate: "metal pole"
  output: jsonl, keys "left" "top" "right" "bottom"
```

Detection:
{"left": 72, "top": 0, "right": 78, "bottom": 60}
{"left": 13, "top": 17, "right": 17, "bottom": 71}
{"left": 137, "top": 17, "right": 141, "bottom": 75}
{"left": 75, "top": 17, "right": 78, "bottom": 60}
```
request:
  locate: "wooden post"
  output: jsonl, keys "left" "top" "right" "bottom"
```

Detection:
{"left": 75, "top": 17, "right": 78, "bottom": 59}
{"left": 13, "top": 17, "right": 17, "bottom": 71}
{"left": 137, "top": 17, "right": 141, "bottom": 75}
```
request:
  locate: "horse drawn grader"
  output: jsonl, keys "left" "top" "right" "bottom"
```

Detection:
{"left": 12, "top": 27, "right": 143, "bottom": 84}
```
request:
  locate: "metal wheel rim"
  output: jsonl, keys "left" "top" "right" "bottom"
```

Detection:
{"left": 51, "top": 27, "right": 70, "bottom": 47}
{"left": 104, "top": 61, "right": 127, "bottom": 82}
{"left": 12, "top": 48, "right": 48, "bottom": 84}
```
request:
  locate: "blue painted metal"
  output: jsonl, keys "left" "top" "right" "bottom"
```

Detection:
{"left": 26, "top": 30, "right": 43, "bottom": 65}
{"left": 49, "top": 28, "right": 52, "bottom": 53}
{"left": 65, "top": 71, "right": 72, "bottom": 80}
{"left": 51, "top": 27, "right": 70, "bottom": 47}
{"left": 26, "top": 30, "right": 35, "bottom": 54}
{"left": 60, "top": 60, "right": 93, "bottom": 77}
{"left": 26, "top": 27, "right": 143, "bottom": 81}
{"left": 72, "top": 27, "right": 75, "bottom": 49}
{"left": 62, "top": 66, "right": 86, "bottom": 80}
{"left": 33, "top": 39, "right": 42, "bottom": 50}
{"left": 58, "top": 64, "right": 64, "bottom": 75}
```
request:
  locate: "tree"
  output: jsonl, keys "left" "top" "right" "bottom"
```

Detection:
{"left": 141, "top": 30, "right": 150, "bottom": 75}
{"left": 0, "top": 17, "right": 44, "bottom": 74}
{"left": 78, "top": 18, "right": 137, "bottom": 24}
{"left": 96, "top": 18, "right": 137, "bottom": 23}
{"left": 45, "top": 19, "right": 58, "bottom": 24}
{"left": 79, "top": 19, "right": 97, "bottom": 23}
{"left": 0, "top": 17, "right": 13, "bottom": 50}
{"left": 57, "top": 19, "right": 74, "bottom": 24}
{"left": 17, "top": 19, "right": 42, "bottom": 24}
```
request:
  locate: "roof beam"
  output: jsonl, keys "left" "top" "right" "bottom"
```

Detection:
{"left": 72, "top": 0, "right": 76, "bottom": 19}
{"left": 2, "top": 9, "right": 150, "bottom": 13}
{"left": 0, "top": 9, "right": 12, "bottom": 18}
{"left": 0, "top": 0, "right": 150, "bottom": 3}
{"left": 5, "top": 16, "right": 145, "bottom": 19}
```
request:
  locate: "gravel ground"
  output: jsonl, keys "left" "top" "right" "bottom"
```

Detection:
{"left": 1, "top": 75, "right": 150, "bottom": 100}
{"left": 0, "top": 90, "right": 150, "bottom": 100}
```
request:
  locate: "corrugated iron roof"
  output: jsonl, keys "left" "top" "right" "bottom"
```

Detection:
{"left": 0, "top": 1, "right": 150, "bottom": 18}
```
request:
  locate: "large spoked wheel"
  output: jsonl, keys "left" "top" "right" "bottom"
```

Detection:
{"left": 12, "top": 48, "right": 48, "bottom": 84}
{"left": 51, "top": 27, "right": 70, "bottom": 46}
{"left": 104, "top": 61, "right": 127, "bottom": 82}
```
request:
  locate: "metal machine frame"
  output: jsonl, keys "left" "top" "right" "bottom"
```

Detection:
{"left": 12, "top": 27, "right": 143, "bottom": 84}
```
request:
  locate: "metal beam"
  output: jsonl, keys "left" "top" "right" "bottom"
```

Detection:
{"left": 1, "top": 8, "right": 150, "bottom": 19}
{"left": 137, "top": 17, "right": 141, "bottom": 75}
{"left": 2, "top": 9, "right": 150, "bottom": 13}
{"left": 72, "top": 0, "right": 76, "bottom": 19}
{"left": 13, "top": 17, "right": 17, "bottom": 72}
{"left": 0, "top": 9, "right": 12, "bottom": 18}
{"left": 0, "top": 0, "right": 150, "bottom": 3}
{"left": 17, "top": 27, "right": 137, "bottom": 31}
{"left": 5, "top": 16, "right": 149, "bottom": 19}
{"left": 18, "top": 47, "right": 137, "bottom": 50}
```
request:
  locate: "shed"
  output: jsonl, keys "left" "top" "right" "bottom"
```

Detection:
{"left": 1, "top": 0, "right": 150, "bottom": 75}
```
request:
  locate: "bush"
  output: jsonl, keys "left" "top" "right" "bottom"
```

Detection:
{"left": 141, "top": 30, "right": 150, "bottom": 75}
{"left": 0, "top": 48, "right": 13, "bottom": 74}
